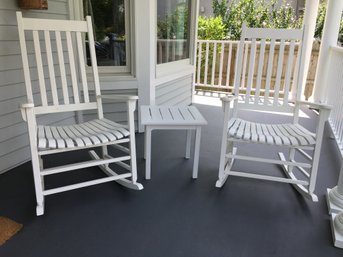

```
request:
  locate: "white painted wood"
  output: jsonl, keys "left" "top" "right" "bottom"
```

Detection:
{"left": 254, "top": 39, "right": 266, "bottom": 104}
{"left": 141, "top": 105, "right": 207, "bottom": 179}
{"left": 273, "top": 39, "right": 285, "bottom": 104}
{"left": 55, "top": 31, "right": 69, "bottom": 104}
{"left": 216, "top": 24, "right": 331, "bottom": 201}
{"left": 16, "top": 12, "right": 142, "bottom": 215}
{"left": 264, "top": 39, "right": 276, "bottom": 101}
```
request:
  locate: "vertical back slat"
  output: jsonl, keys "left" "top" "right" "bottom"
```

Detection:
{"left": 33, "top": 30, "right": 48, "bottom": 106}
{"left": 246, "top": 39, "right": 256, "bottom": 103}
{"left": 76, "top": 32, "right": 89, "bottom": 103}
{"left": 291, "top": 43, "right": 301, "bottom": 100}
{"left": 241, "top": 42, "right": 249, "bottom": 90}
{"left": 66, "top": 31, "right": 80, "bottom": 104}
{"left": 255, "top": 39, "right": 266, "bottom": 104}
{"left": 283, "top": 40, "right": 296, "bottom": 106}
{"left": 55, "top": 31, "right": 69, "bottom": 104}
{"left": 273, "top": 39, "right": 286, "bottom": 105}
{"left": 16, "top": 12, "right": 34, "bottom": 102}
{"left": 86, "top": 16, "right": 103, "bottom": 118}
{"left": 234, "top": 25, "right": 246, "bottom": 96}
{"left": 264, "top": 39, "right": 276, "bottom": 102}
{"left": 44, "top": 30, "right": 59, "bottom": 105}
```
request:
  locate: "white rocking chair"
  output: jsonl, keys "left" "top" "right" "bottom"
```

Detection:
{"left": 216, "top": 24, "right": 331, "bottom": 201}
{"left": 16, "top": 12, "right": 143, "bottom": 216}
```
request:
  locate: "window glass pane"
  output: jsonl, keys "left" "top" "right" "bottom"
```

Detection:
{"left": 157, "top": 0, "right": 191, "bottom": 64}
{"left": 84, "top": 0, "right": 127, "bottom": 66}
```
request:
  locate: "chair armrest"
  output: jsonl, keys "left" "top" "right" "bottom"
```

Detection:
{"left": 296, "top": 100, "right": 332, "bottom": 110}
{"left": 20, "top": 102, "right": 34, "bottom": 122}
{"left": 99, "top": 94, "right": 139, "bottom": 101}
{"left": 20, "top": 103, "right": 35, "bottom": 109}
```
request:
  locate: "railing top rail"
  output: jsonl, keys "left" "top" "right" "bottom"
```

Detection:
{"left": 196, "top": 39, "right": 300, "bottom": 46}
{"left": 196, "top": 39, "right": 239, "bottom": 44}
{"left": 330, "top": 45, "right": 343, "bottom": 54}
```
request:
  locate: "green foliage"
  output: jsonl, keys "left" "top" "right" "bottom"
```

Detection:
{"left": 206, "top": 0, "right": 302, "bottom": 40}
{"left": 212, "top": 0, "right": 228, "bottom": 19}
{"left": 315, "top": 2, "right": 343, "bottom": 43}
{"left": 197, "top": 16, "right": 227, "bottom": 40}
{"left": 157, "top": 4, "right": 189, "bottom": 39}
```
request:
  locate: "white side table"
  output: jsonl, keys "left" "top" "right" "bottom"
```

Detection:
{"left": 140, "top": 105, "right": 207, "bottom": 179}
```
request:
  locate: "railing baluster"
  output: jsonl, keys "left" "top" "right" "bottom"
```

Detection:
{"left": 225, "top": 42, "right": 233, "bottom": 90}
{"left": 211, "top": 42, "right": 217, "bottom": 87}
{"left": 197, "top": 41, "right": 202, "bottom": 86}
{"left": 218, "top": 42, "right": 224, "bottom": 86}
{"left": 204, "top": 41, "right": 210, "bottom": 86}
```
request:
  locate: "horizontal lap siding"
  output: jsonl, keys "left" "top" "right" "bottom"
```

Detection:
{"left": 83, "top": 89, "right": 139, "bottom": 127}
{"left": 156, "top": 75, "right": 192, "bottom": 106}
{"left": 0, "top": 0, "right": 71, "bottom": 174}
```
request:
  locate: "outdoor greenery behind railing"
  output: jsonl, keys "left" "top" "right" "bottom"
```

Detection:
{"left": 199, "top": 0, "right": 342, "bottom": 42}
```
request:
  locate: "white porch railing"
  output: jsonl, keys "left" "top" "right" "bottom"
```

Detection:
{"left": 326, "top": 46, "right": 343, "bottom": 154}
{"left": 195, "top": 40, "right": 239, "bottom": 93}
{"left": 157, "top": 39, "right": 187, "bottom": 64}
{"left": 194, "top": 39, "right": 319, "bottom": 99}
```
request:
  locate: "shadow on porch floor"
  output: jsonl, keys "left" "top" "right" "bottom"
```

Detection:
{"left": 0, "top": 101, "right": 342, "bottom": 257}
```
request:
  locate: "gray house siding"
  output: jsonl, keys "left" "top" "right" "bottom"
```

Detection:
{"left": 156, "top": 75, "right": 192, "bottom": 106}
{"left": 0, "top": 0, "right": 74, "bottom": 173}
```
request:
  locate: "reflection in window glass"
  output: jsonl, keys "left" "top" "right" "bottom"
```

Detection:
{"left": 157, "top": 0, "right": 191, "bottom": 64}
{"left": 84, "top": 0, "right": 127, "bottom": 67}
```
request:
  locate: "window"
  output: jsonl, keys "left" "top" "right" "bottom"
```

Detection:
{"left": 83, "top": 0, "right": 130, "bottom": 72}
{"left": 157, "top": 0, "right": 191, "bottom": 64}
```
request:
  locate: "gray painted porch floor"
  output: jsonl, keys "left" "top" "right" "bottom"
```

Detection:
{"left": 0, "top": 98, "right": 342, "bottom": 257}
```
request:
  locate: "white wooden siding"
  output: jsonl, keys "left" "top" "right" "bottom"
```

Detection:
{"left": 83, "top": 89, "right": 139, "bottom": 125}
{"left": 156, "top": 75, "right": 192, "bottom": 106}
{"left": 0, "top": 0, "right": 71, "bottom": 174}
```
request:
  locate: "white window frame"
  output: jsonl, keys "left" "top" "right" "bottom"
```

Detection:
{"left": 70, "top": 0, "right": 133, "bottom": 76}
{"left": 155, "top": 0, "right": 197, "bottom": 78}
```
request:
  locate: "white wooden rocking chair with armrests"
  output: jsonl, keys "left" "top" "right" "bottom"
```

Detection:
{"left": 216, "top": 23, "right": 331, "bottom": 201}
{"left": 16, "top": 12, "right": 143, "bottom": 216}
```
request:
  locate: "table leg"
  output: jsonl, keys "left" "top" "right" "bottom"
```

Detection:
{"left": 192, "top": 127, "right": 201, "bottom": 179}
{"left": 145, "top": 127, "right": 152, "bottom": 180}
{"left": 185, "top": 129, "right": 192, "bottom": 159}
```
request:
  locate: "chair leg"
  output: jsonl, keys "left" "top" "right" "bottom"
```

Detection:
{"left": 278, "top": 149, "right": 318, "bottom": 202}
{"left": 101, "top": 145, "right": 109, "bottom": 169}
{"left": 32, "top": 154, "right": 45, "bottom": 216}
{"left": 216, "top": 141, "right": 235, "bottom": 187}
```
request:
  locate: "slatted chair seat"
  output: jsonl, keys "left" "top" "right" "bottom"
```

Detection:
{"left": 216, "top": 24, "right": 331, "bottom": 202}
{"left": 37, "top": 119, "right": 130, "bottom": 150}
{"left": 227, "top": 118, "right": 316, "bottom": 146}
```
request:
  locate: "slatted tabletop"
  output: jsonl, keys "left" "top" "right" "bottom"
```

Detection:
{"left": 140, "top": 106, "right": 207, "bottom": 126}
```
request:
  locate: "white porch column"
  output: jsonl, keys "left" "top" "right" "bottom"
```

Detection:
{"left": 328, "top": 165, "right": 343, "bottom": 213}
{"left": 298, "top": 0, "right": 320, "bottom": 99}
{"left": 312, "top": 0, "right": 343, "bottom": 102}
{"left": 135, "top": 0, "right": 156, "bottom": 132}
{"left": 328, "top": 164, "right": 343, "bottom": 248}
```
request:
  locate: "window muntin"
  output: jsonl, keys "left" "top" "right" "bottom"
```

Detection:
{"left": 157, "top": 0, "right": 191, "bottom": 64}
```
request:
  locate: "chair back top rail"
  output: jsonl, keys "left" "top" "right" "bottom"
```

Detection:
{"left": 16, "top": 12, "right": 102, "bottom": 116}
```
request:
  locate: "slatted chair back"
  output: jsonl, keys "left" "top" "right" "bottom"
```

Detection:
{"left": 16, "top": 12, "right": 103, "bottom": 118}
{"left": 234, "top": 23, "right": 307, "bottom": 113}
